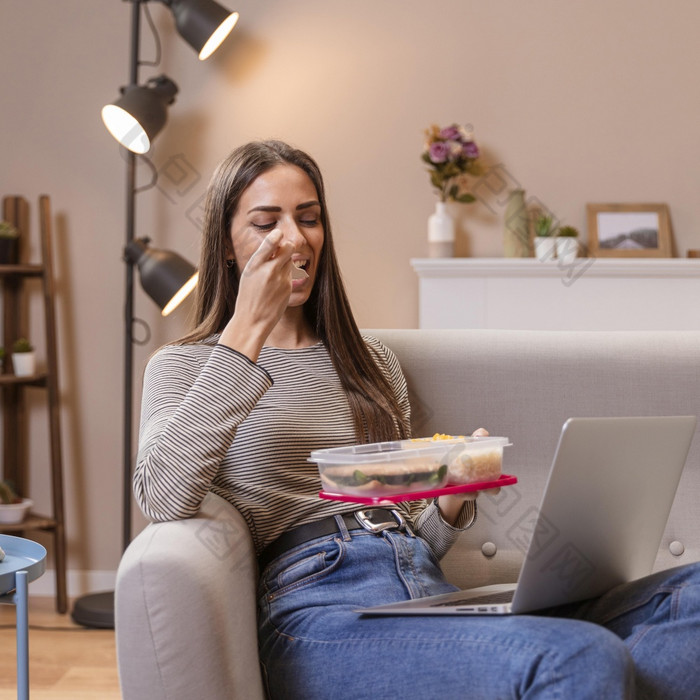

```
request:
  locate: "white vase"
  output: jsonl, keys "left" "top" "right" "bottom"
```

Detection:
{"left": 534, "top": 236, "right": 557, "bottom": 261}
{"left": 427, "top": 201, "right": 455, "bottom": 257}
{"left": 556, "top": 237, "right": 579, "bottom": 264}
{"left": 12, "top": 351, "right": 36, "bottom": 377}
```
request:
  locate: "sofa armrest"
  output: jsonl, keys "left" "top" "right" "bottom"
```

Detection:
{"left": 115, "top": 493, "right": 265, "bottom": 700}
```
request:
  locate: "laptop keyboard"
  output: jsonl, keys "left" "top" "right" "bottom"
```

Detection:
{"left": 431, "top": 590, "right": 515, "bottom": 607}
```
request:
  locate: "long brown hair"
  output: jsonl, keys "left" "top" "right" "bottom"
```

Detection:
{"left": 179, "top": 140, "right": 409, "bottom": 443}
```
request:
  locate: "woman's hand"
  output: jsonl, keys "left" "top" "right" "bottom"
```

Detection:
{"left": 436, "top": 427, "right": 501, "bottom": 525}
{"left": 219, "top": 229, "right": 294, "bottom": 360}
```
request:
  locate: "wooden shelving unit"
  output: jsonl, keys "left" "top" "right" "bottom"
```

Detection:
{"left": 1, "top": 195, "right": 67, "bottom": 613}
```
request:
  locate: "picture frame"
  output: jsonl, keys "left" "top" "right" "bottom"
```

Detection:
{"left": 586, "top": 203, "right": 672, "bottom": 258}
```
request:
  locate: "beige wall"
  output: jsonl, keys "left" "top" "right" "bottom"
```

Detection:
{"left": 2, "top": 0, "right": 700, "bottom": 587}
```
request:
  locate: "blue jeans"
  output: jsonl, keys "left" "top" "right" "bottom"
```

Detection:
{"left": 257, "top": 518, "right": 700, "bottom": 699}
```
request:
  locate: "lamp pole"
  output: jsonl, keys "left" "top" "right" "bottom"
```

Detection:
{"left": 122, "top": 0, "right": 142, "bottom": 553}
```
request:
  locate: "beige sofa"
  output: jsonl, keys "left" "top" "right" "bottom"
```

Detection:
{"left": 115, "top": 329, "right": 700, "bottom": 699}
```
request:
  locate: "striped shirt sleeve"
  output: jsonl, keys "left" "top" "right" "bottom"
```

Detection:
{"left": 134, "top": 343, "right": 272, "bottom": 521}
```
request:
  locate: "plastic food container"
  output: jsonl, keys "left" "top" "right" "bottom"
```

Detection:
{"left": 310, "top": 436, "right": 511, "bottom": 498}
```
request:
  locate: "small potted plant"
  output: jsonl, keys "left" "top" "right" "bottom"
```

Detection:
{"left": 533, "top": 213, "right": 558, "bottom": 261}
{"left": 0, "top": 479, "right": 33, "bottom": 524}
{"left": 11, "top": 337, "right": 36, "bottom": 377}
{"left": 0, "top": 220, "right": 19, "bottom": 264}
{"left": 556, "top": 225, "right": 580, "bottom": 264}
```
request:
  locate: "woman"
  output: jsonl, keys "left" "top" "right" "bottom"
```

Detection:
{"left": 135, "top": 140, "right": 700, "bottom": 699}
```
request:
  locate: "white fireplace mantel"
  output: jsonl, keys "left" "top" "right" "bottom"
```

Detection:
{"left": 411, "top": 258, "right": 700, "bottom": 331}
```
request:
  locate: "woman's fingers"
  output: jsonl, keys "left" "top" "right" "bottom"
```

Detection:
{"left": 453, "top": 486, "right": 500, "bottom": 503}
{"left": 246, "top": 228, "right": 290, "bottom": 269}
{"left": 218, "top": 231, "right": 298, "bottom": 359}
{"left": 229, "top": 229, "right": 296, "bottom": 337}
{"left": 264, "top": 227, "right": 283, "bottom": 249}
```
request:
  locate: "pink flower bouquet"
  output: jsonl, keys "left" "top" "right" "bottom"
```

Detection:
{"left": 422, "top": 124, "right": 482, "bottom": 203}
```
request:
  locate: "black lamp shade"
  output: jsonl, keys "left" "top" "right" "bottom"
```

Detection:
{"left": 102, "top": 76, "right": 178, "bottom": 154}
{"left": 169, "top": 0, "right": 239, "bottom": 60}
{"left": 125, "top": 238, "right": 198, "bottom": 316}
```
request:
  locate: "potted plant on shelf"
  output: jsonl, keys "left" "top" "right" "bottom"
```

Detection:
{"left": 533, "top": 213, "right": 558, "bottom": 261}
{"left": 0, "top": 479, "right": 33, "bottom": 524}
{"left": 556, "top": 225, "right": 580, "bottom": 264}
{"left": 0, "top": 220, "right": 19, "bottom": 264}
{"left": 11, "top": 337, "right": 36, "bottom": 377}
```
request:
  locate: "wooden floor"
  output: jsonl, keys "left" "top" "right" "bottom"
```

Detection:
{"left": 0, "top": 596, "right": 121, "bottom": 699}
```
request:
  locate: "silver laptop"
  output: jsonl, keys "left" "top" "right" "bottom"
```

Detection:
{"left": 357, "top": 416, "right": 697, "bottom": 616}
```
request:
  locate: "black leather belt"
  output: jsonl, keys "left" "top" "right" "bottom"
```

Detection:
{"left": 258, "top": 508, "right": 408, "bottom": 572}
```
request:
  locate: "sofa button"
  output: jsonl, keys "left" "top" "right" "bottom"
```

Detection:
{"left": 481, "top": 542, "right": 497, "bottom": 557}
{"left": 669, "top": 541, "right": 685, "bottom": 556}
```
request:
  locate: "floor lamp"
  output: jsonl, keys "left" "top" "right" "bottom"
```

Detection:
{"left": 71, "top": 0, "right": 238, "bottom": 629}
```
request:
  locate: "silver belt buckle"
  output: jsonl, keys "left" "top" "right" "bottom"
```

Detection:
{"left": 354, "top": 508, "right": 406, "bottom": 534}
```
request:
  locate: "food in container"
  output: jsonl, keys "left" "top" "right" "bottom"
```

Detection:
{"left": 446, "top": 441, "right": 506, "bottom": 484}
{"left": 310, "top": 435, "right": 511, "bottom": 498}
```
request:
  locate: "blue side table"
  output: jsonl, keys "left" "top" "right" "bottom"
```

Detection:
{"left": 0, "top": 535, "right": 47, "bottom": 700}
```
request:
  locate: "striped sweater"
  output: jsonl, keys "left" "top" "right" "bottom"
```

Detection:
{"left": 134, "top": 334, "right": 475, "bottom": 559}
